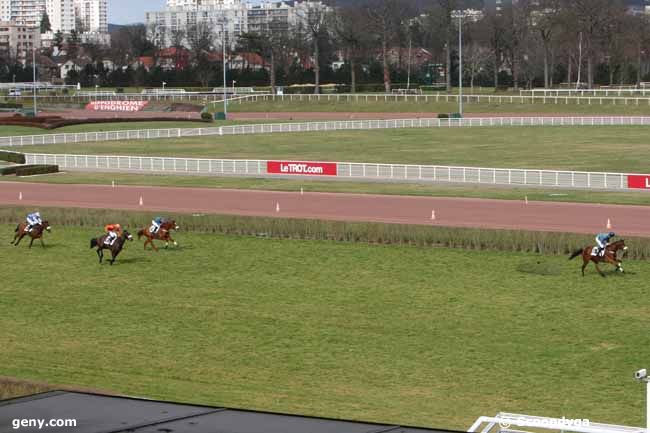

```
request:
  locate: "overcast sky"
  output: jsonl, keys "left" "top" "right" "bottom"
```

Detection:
{"left": 109, "top": 0, "right": 166, "bottom": 24}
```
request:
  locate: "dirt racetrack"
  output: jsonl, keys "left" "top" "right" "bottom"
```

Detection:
{"left": 2, "top": 182, "right": 650, "bottom": 236}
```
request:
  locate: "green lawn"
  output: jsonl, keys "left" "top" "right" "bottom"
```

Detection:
{"left": 2, "top": 171, "right": 650, "bottom": 207}
{"left": 1, "top": 224, "right": 648, "bottom": 429}
{"left": 10, "top": 126, "right": 650, "bottom": 173}
{"left": 228, "top": 98, "right": 650, "bottom": 114}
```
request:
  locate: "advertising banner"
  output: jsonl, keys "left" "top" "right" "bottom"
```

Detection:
{"left": 267, "top": 161, "right": 338, "bottom": 176}
{"left": 85, "top": 101, "right": 149, "bottom": 112}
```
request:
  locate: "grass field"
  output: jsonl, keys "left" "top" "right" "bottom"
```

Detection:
{"left": 228, "top": 98, "right": 650, "bottom": 115}
{"left": 9, "top": 126, "right": 650, "bottom": 174}
{"left": 2, "top": 171, "right": 650, "bottom": 207}
{"left": 1, "top": 223, "right": 648, "bottom": 429}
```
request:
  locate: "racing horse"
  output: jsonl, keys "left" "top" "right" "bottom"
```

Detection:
{"left": 90, "top": 230, "right": 133, "bottom": 265}
{"left": 137, "top": 219, "right": 179, "bottom": 251}
{"left": 12, "top": 221, "right": 51, "bottom": 248}
{"left": 569, "top": 239, "right": 628, "bottom": 277}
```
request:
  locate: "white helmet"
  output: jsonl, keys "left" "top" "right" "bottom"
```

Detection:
{"left": 34, "top": 211, "right": 41, "bottom": 217}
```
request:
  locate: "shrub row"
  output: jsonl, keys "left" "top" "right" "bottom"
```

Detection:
{"left": 0, "top": 164, "right": 58, "bottom": 176}
{"left": 0, "top": 102, "right": 22, "bottom": 109}
{"left": 0, "top": 150, "right": 26, "bottom": 164}
{"left": 15, "top": 165, "right": 58, "bottom": 176}
{"left": 0, "top": 206, "right": 648, "bottom": 260}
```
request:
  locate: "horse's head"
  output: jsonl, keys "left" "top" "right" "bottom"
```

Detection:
{"left": 42, "top": 221, "right": 51, "bottom": 232}
{"left": 164, "top": 219, "right": 179, "bottom": 230}
{"left": 609, "top": 239, "right": 628, "bottom": 255}
{"left": 123, "top": 230, "right": 134, "bottom": 241}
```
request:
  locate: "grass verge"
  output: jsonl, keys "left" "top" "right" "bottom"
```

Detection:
{"left": 8, "top": 125, "right": 650, "bottom": 174}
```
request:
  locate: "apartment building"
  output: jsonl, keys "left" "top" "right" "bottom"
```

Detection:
{"left": 74, "top": 0, "right": 107, "bottom": 33}
{"left": 0, "top": 21, "right": 40, "bottom": 62}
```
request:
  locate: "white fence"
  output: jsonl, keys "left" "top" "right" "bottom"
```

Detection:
{"left": 225, "top": 92, "right": 650, "bottom": 106}
{"left": 25, "top": 153, "right": 638, "bottom": 191}
{"left": 521, "top": 88, "right": 650, "bottom": 97}
{"left": 4, "top": 116, "right": 650, "bottom": 148}
{"left": 12, "top": 91, "right": 650, "bottom": 105}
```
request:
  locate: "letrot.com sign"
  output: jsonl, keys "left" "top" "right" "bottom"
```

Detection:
{"left": 85, "top": 101, "right": 149, "bottom": 112}
{"left": 627, "top": 174, "right": 650, "bottom": 189}
{"left": 267, "top": 161, "right": 338, "bottom": 176}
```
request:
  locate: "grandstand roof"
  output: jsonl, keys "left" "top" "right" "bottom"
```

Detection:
{"left": 0, "top": 391, "right": 461, "bottom": 433}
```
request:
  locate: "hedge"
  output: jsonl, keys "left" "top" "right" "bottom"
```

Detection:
{"left": 0, "top": 206, "right": 648, "bottom": 260}
{"left": 0, "top": 150, "right": 26, "bottom": 164}
{"left": 15, "top": 165, "right": 59, "bottom": 176}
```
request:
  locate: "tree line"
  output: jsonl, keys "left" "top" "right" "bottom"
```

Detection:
{"left": 2, "top": 0, "right": 649, "bottom": 92}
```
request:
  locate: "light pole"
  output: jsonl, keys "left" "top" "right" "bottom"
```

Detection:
{"left": 222, "top": 21, "right": 227, "bottom": 117}
{"left": 635, "top": 369, "right": 650, "bottom": 433}
{"left": 32, "top": 47, "right": 37, "bottom": 117}
{"left": 457, "top": 12, "right": 463, "bottom": 117}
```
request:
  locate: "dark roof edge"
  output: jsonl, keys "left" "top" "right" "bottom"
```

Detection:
{"left": 2, "top": 390, "right": 468, "bottom": 433}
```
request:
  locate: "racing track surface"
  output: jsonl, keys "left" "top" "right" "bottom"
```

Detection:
{"left": 2, "top": 182, "right": 650, "bottom": 236}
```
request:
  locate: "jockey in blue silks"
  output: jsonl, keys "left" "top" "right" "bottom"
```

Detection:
{"left": 150, "top": 216, "right": 166, "bottom": 235}
{"left": 25, "top": 211, "right": 42, "bottom": 232}
{"left": 595, "top": 232, "right": 616, "bottom": 257}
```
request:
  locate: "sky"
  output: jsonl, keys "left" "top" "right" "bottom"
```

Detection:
{"left": 108, "top": 0, "right": 166, "bottom": 25}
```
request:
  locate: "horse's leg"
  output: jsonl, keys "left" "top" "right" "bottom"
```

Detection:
{"left": 594, "top": 261, "right": 606, "bottom": 277}
{"left": 14, "top": 233, "right": 23, "bottom": 246}
{"left": 581, "top": 252, "right": 590, "bottom": 277}
{"left": 29, "top": 237, "right": 34, "bottom": 249}
{"left": 97, "top": 248, "right": 103, "bottom": 264}
{"left": 40, "top": 237, "right": 45, "bottom": 248}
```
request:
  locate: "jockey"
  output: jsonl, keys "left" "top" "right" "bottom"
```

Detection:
{"left": 104, "top": 223, "right": 122, "bottom": 246}
{"left": 595, "top": 232, "right": 616, "bottom": 256}
{"left": 25, "top": 211, "right": 42, "bottom": 232}
{"left": 150, "top": 216, "right": 166, "bottom": 235}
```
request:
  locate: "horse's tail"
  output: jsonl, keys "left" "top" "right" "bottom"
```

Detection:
{"left": 569, "top": 248, "right": 584, "bottom": 260}
{"left": 137, "top": 229, "right": 145, "bottom": 239}
{"left": 90, "top": 238, "right": 98, "bottom": 249}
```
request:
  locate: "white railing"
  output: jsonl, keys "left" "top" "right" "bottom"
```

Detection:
{"left": 521, "top": 88, "right": 650, "bottom": 97}
{"left": 24, "top": 153, "right": 637, "bottom": 191}
{"left": 228, "top": 92, "right": 650, "bottom": 106}
{"left": 12, "top": 91, "right": 650, "bottom": 105}
{"left": 4, "top": 116, "right": 650, "bottom": 148}
{"left": 469, "top": 413, "right": 644, "bottom": 433}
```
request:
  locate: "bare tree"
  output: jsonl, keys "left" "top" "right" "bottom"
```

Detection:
{"left": 365, "top": 0, "right": 404, "bottom": 93}
{"left": 300, "top": 2, "right": 331, "bottom": 94}
{"left": 189, "top": 21, "right": 215, "bottom": 87}
{"left": 533, "top": 0, "right": 561, "bottom": 88}
{"left": 333, "top": 5, "right": 369, "bottom": 93}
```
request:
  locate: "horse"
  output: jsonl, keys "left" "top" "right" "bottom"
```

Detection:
{"left": 90, "top": 230, "right": 134, "bottom": 265}
{"left": 569, "top": 239, "right": 628, "bottom": 277}
{"left": 137, "top": 219, "right": 179, "bottom": 251}
{"left": 11, "top": 221, "right": 51, "bottom": 248}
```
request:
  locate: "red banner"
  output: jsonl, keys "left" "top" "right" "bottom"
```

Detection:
{"left": 628, "top": 175, "right": 650, "bottom": 189}
{"left": 85, "top": 101, "right": 149, "bottom": 112}
{"left": 267, "top": 161, "right": 338, "bottom": 176}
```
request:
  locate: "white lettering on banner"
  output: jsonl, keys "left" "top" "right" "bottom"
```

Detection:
{"left": 279, "top": 163, "right": 324, "bottom": 175}
{"left": 86, "top": 101, "right": 148, "bottom": 112}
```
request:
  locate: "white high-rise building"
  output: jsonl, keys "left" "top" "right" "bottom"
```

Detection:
{"left": 74, "top": 0, "right": 107, "bottom": 33}
{"left": 46, "top": 0, "right": 75, "bottom": 33}
{"left": 11, "top": 0, "right": 46, "bottom": 27}
{"left": 0, "top": 0, "right": 11, "bottom": 22}
{"left": 166, "top": 0, "right": 238, "bottom": 8}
